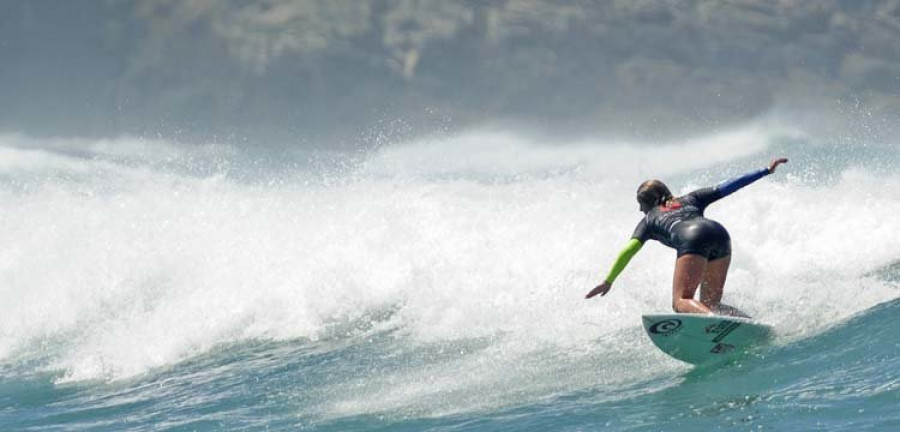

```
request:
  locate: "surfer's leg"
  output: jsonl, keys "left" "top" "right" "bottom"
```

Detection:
{"left": 700, "top": 255, "right": 751, "bottom": 317}
{"left": 700, "top": 255, "right": 730, "bottom": 308}
{"left": 672, "top": 254, "right": 714, "bottom": 314}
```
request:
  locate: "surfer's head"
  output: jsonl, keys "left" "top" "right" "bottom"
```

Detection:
{"left": 636, "top": 180, "right": 673, "bottom": 213}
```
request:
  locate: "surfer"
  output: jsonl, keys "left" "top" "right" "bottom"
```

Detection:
{"left": 585, "top": 158, "right": 789, "bottom": 316}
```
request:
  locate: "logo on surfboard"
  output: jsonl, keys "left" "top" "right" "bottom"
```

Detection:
{"left": 704, "top": 320, "right": 742, "bottom": 342}
{"left": 648, "top": 319, "right": 682, "bottom": 335}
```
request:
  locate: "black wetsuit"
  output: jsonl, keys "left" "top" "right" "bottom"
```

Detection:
{"left": 631, "top": 168, "right": 770, "bottom": 260}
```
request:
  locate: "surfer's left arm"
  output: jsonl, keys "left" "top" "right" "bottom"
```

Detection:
{"left": 586, "top": 238, "right": 643, "bottom": 299}
{"left": 719, "top": 157, "right": 789, "bottom": 196}
{"left": 693, "top": 157, "right": 789, "bottom": 206}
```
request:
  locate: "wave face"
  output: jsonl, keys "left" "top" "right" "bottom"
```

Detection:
{"left": 0, "top": 126, "right": 898, "bottom": 430}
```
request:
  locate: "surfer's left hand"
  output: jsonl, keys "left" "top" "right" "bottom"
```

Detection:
{"left": 586, "top": 281, "right": 612, "bottom": 299}
{"left": 768, "top": 157, "right": 789, "bottom": 173}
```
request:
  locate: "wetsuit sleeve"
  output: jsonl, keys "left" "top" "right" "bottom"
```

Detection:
{"left": 687, "top": 187, "right": 720, "bottom": 208}
{"left": 631, "top": 218, "right": 649, "bottom": 242}
{"left": 717, "top": 167, "right": 770, "bottom": 197}
{"left": 603, "top": 238, "right": 643, "bottom": 284}
{"left": 689, "top": 167, "right": 771, "bottom": 208}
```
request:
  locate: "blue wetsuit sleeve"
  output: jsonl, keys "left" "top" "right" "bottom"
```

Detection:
{"left": 716, "top": 167, "right": 770, "bottom": 197}
{"left": 686, "top": 167, "right": 770, "bottom": 209}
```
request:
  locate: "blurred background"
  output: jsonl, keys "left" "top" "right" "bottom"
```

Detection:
{"left": 2, "top": 0, "right": 898, "bottom": 147}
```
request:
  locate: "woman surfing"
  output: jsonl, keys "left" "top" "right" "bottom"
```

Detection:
{"left": 585, "top": 158, "right": 789, "bottom": 316}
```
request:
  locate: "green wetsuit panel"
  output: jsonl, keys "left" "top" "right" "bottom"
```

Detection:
{"left": 604, "top": 238, "right": 643, "bottom": 284}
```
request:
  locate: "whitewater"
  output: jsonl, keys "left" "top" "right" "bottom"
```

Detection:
{"left": 0, "top": 124, "right": 898, "bottom": 431}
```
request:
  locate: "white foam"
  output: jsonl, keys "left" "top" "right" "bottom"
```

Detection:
{"left": 0, "top": 126, "right": 896, "bottom": 391}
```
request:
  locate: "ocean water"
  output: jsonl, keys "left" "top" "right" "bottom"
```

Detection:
{"left": 0, "top": 124, "right": 898, "bottom": 431}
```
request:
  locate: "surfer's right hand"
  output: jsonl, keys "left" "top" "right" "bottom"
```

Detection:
{"left": 585, "top": 281, "right": 612, "bottom": 299}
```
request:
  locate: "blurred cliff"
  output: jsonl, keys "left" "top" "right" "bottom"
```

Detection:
{"left": 1, "top": 0, "right": 898, "bottom": 146}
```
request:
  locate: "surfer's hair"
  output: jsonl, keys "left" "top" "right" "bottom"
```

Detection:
{"left": 636, "top": 180, "right": 673, "bottom": 212}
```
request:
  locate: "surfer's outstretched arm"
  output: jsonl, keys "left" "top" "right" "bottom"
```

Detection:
{"left": 586, "top": 238, "right": 643, "bottom": 299}
{"left": 691, "top": 158, "right": 789, "bottom": 207}
{"left": 719, "top": 157, "right": 789, "bottom": 195}
{"left": 716, "top": 167, "right": 770, "bottom": 197}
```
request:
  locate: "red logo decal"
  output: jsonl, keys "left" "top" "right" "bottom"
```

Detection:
{"left": 662, "top": 201, "right": 682, "bottom": 212}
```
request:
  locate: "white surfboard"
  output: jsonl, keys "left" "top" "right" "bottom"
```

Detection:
{"left": 641, "top": 313, "right": 774, "bottom": 365}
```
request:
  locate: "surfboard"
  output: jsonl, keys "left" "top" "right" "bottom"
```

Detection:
{"left": 641, "top": 313, "right": 774, "bottom": 365}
